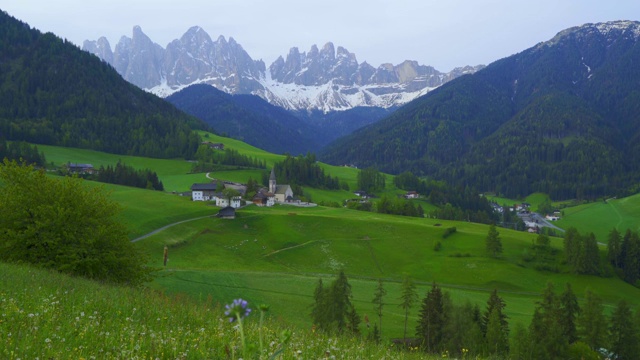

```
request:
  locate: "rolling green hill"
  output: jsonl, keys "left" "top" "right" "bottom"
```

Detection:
{"left": 28, "top": 139, "right": 640, "bottom": 345}
{"left": 132, "top": 204, "right": 640, "bottom": 340}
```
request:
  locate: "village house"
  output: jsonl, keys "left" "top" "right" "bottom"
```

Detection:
{"left": 404, "top": 191, "right": 420, "bottom": 199}
{"left": 202, "top": 141, "right": 225, "bottom": 150}
{"left": 216, "top": 196, "right": 242, "bottom": 209}
{"left": 252, "top": 190, "right": 276, "bottom": 207}
{"left": 190, "top": 183, "right": 219, "bottom": 201}
{"left": 269, "top": 168, "right": 293, "bottom": 203}
{"left": 217, "top": 206, "right": 236, "bottom": 219}
{"left": 66, "top": 162, "right": 95, "bottom": 174}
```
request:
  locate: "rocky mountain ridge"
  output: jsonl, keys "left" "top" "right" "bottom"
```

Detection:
{"left": 83, "top": 26, "right": 482, "bottom": 112}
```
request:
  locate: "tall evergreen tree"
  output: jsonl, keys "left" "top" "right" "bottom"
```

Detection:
{"left": 564, "top": 227, "right": 581, "bottom": 269}
{"left": 607, "top": 228, "right": 622, "bottom": 268}
{"left": 415, "top": 282, "right": 446, "bottom": 353}
{"left": 530, "top": 282, "right": 569, "bottom": 359}
{"left": 398, "top": 275, "right": 419, "bottom": 342}
{"left": 623, "top": 231, "right": 640, "bottom": 284}
{"left": 609, "top": 300, "right": 639, "bottom": 360}
{"left": 485, "top": 224, "right": 503, "bottom": 258}
{"left": 328, "top": 270, "right": 354, "bottom": 333}
{"left": 372, "top": 278, "right": 387, "bottom": 337}
{"left": 577, "top": 290, "right": 607, "bottom": 351}
{"left": 485, "top": 307, "right": 509, "bottom": 356}
{"left": 579, "top": 233, "right": 600, "bottom": 275}
{"left": 558, "top": 283, "right": 580, "bottom": 344}
{"left": 311, "top": 278, "right": 329, "bottom": 330}
{"left": 481, "top": 289, "right": 509, "bottom": 355}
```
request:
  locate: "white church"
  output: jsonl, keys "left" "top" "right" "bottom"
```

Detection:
{"left": 269, "top": 168, "right": 294, "bottom": 203}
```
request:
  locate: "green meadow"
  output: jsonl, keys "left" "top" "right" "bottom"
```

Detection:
{"left": 555, "top": 193, "right": 640, "bottom": 242}
{"left": 134, "top": 204, "right": 640, "bottom": 340}
{"left": 30, "top": 140, "right": 640, "bottom": 343}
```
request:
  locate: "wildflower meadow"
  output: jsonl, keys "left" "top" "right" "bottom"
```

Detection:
{"left": 1, "top": 262, "right": 434, "bottom": 359}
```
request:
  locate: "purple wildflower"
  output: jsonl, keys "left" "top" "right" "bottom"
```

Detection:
{"left": 224, "top": 298, "right": 252, "bottom": 323}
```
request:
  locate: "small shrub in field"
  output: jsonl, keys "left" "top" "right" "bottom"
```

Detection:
{"left": 442, "top": 227, "right": 457, "bottom": 239}
{"left": 433, "top": 241, "right": 442, "bottom": 251}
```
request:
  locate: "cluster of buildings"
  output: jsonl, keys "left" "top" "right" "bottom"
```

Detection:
{"left": 190, "top": 169, "right": 295, "bottom": 218}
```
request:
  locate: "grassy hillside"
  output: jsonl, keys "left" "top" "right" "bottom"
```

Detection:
{"left": 556, "top": 193, "right": 640, "bottom": 242}
{"left": 1, "top": 262, "right": 428, "bottom": 359}
{"left": 134, "top": 205, "right": 640, "bottom": 340}
{"left": 33, "top": 141, "right": 640, "bottom": 344}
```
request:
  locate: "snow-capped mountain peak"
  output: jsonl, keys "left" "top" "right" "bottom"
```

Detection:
{"left": 83, "top": 26, "right": 483, "bottom": 112}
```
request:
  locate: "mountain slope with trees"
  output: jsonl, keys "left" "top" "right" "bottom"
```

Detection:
{"left": 166, "top": 84, "right": 321, "bottom": 155}
{"left": 0, "top": 11, "right": 203, "bottom": 159}
{"left": 321, "top": 21, "right": 640, "bottom": 200}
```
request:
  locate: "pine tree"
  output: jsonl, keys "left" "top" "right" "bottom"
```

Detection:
{"left": 328, "top": 270, "right": 354, "bottom": 333}
{"left": 485, "top": 224, "right": 503, "bottom": 258}
{"left": 609, "top": 300, "right": 639, "bottom": 360}
{"left": 558, "top": 283, "right": 580, "bottom": 344}
{"left": 372, "top": 278, "right": 387, "bottom": 337}
{"left": 577, "top": 290, "right": 607, "bottom": 351}
{"left": 485, "top": 308, "right": 509, "bottom": 356}
{"left": 311, "top": 278, "right": 329, "bottom": 330}
{"left": 530, "top": 282, "right": 569, "bottom": 359}
{"left": 398, "top": 275, "right": 418, "bottom": 342}
{"left": 607, "top": 228, "right": 622, "bottom": 268}
{"left": 623, "top": 231, "right": 640, "bottom": 284}
{"left": 416, "top": 282, "right": 446, "bottom": 353}
{"left": 481, "top": 289, "right": 509, "bottom": 355}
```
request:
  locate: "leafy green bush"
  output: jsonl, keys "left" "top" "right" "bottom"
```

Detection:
{"left": 0, "top": 160, "right": 152, "bottom": 285}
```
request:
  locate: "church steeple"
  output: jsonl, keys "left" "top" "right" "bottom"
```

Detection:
{"left": 269, "top": 168, "right": 276, "bottom": 193}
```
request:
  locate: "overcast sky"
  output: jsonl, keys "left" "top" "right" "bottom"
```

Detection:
{"left": 3, "top": 1, "right": 640, "bottom": 71}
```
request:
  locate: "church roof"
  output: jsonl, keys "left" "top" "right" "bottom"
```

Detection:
{"left": 275, "top": 184, "right": 291, "bottom": 195}
{"left": 270, "top": 168, "right": 276, "bottom": 181}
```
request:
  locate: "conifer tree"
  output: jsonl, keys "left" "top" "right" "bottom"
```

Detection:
{"left": 372, "top": 278, "right": 387, "bottom": 337}
{"left": 481, "top": 289, "right": 509, "bottom": 355}
{"left": 486, "top": 308, "right": 509, "bottom": 356}
{"left": 416, "top": 282, "right": 446, "bottom": 353}
{"left": 577, "top": 290, "right": 607, "bottom": 351}
{"left": 329, "top": 270, "right": 354, "bottom": 333}
{"left": 399, "top": 275, "right": 418, "bottom": 342}
{"left": 558, "top": 283, "right": 580, "bottom": 344}
{"left": 311, "top": 278, "right": 329, "bottom": 330}
{"left": 609, "top": 300, "right": 639, "bottom": 360}
{"left": 607, "top": 228, "right": 622, "bottom": 268}
{"left": 485, "top": 224, "right": 502, "bottom": 258}
{"left": 530, "top": 282, "right": 569, "bottom": 359}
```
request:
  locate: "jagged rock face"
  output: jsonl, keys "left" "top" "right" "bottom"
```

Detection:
{"left": 84, "top": 27, "right": 483, "bottom": 112}
{"left": 123, "top": 26, "right": 165, "bottom": 90}
{"left": 164, "top": 27, "right": 265, "bottom": 94}
{"left": 83, "top": 37, "right": 114, "bottom": 66}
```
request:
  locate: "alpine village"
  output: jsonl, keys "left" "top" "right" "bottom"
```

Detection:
{"left": 4, "top": 7, "right": 640, "bottom": 360}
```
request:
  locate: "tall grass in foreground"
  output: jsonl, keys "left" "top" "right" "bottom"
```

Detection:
{"left": 0, "top": 262, "right": 433, "bottom": 359}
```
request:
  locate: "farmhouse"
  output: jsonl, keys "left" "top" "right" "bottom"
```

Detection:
{"left": 269, "top": 168, "right": 293, "bottom": 203}
{"left": 217, "top": 206, "right": 236, "bottom": 219}
{"left": 216, "top": 196, "right": 242, "bottom": 208}
{"left": 404, "top": 191, "right": 419, "bottom": 199}
{"left": 202, "top": 141, "right": 225, "bottom": 150}
{"left": 66, "top": 162, "right": 95, "bottom": 174}
{"left": 252, "top": 190, "right": 276, "bottom": 207}
{"left": 190, "top": 183, "right": 219, "bottom": 201}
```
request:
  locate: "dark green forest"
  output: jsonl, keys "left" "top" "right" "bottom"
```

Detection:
{"left": 0, "top": 11, "right": 203, "bottom": 159}
{"left": 167, "top": 84, "right": 319, "bottom": 155}
{"left": 321, "top": 22, "right": 640, "bottom": 200}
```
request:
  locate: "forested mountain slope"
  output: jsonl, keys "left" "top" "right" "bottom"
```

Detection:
{"left": 321, "top": 21, "right": 640, "bottom": 199}
{"left": 166, "top": 84, "right": 320, "bottom": 155}
{"left": 0, "top": 11, "right": 203, "bottom": 158}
